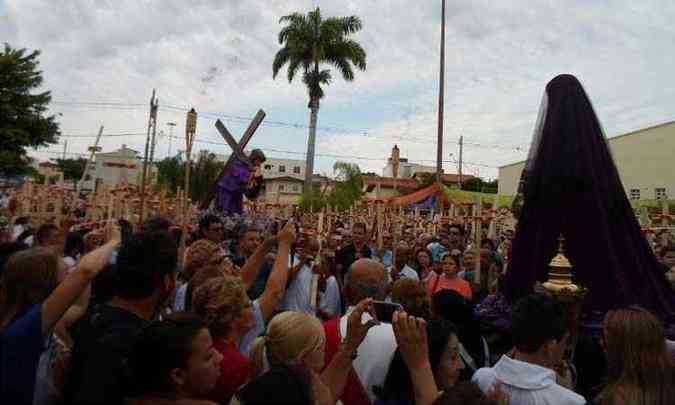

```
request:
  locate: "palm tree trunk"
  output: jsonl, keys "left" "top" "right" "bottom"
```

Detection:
{"left": 305, "top": 99, "right": 319, "bottom": 194}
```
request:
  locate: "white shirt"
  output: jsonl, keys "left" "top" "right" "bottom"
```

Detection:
{"left": 281, "top": 262, "right": 315, "bottom": 314}
{"left": 239, "top": 299, "right": 265, "bottom": 356}
{"left": 387, "top": 264, "right": 420, "bottom": 283}
{"left": 472, "top": 355, "right": 586, "bottom": 405}
{"left": 319, "top": 276, "right": 341, "bottom": 317}
{"left": 340, "top": 307, "right": 397, "bottom": 402}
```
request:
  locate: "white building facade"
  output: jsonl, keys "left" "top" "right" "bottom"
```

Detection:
{"left": 498, "top": 121, "right": 675, "bottom": 201}
{"left": 80, "top": 145, "right": 156, "bottom": 191}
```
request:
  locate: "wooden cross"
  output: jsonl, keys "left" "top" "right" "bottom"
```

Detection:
{"left": 200, "top": 110, "right": 266, "bottom": 209}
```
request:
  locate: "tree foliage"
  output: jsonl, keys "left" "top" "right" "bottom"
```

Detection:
{"left": 272, "top": 8, "right": 366, "bottom": 108}
{"left": 155, "top": 151, "right": 224, "bottom": 202}
{"left": 0, "top": 44, "right": 60, "bottom": 176}
{"left": 52, "top": 157, "right": 87, "bottom": 188}
{"left": 299, "top": 161, "right": 364, "bottom": 212}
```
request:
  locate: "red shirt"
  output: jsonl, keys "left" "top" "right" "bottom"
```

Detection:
{"left": 208, "top": 339, "right": 251, "bottom": 404}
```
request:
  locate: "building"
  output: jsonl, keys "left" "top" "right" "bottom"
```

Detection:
{"left": 382, "top": 145, "right": 436, "bottom": 178}
{"left": 34, "top": 161, "right": 64, "bottom": 184}
{"left": 80, "top": 145, "right": 156, "bottom": 192}
{"left": 498, "top": 121, "right": 675, "bottom": 200}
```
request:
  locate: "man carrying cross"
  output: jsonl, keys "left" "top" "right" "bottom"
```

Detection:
{"left": 215, "top": 148, "right": 266, "bottom": 215}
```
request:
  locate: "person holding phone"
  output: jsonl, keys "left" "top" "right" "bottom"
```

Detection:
{"left": 323, "top": 258, "right": 397, "bottom": 405}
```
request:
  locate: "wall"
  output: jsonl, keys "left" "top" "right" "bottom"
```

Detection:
{"left": 498, "top": 121, "right": 675, "bottom": 199}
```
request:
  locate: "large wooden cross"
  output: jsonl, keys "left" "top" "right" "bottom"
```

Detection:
{"left": 200, "top": 109, "right": 266, "bottom": 209}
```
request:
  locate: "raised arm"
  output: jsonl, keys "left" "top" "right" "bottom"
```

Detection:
{"left": 41, "top": 222, "right": 120, "bottom": 334}
{"left": 258, "top": 222, "right": 295, "bottom": 321}
{"left": 393, "top": 311, "right": 440, "bottom": 405}
{"left": 239, "top": 237, "right": 276, "bottom": 290}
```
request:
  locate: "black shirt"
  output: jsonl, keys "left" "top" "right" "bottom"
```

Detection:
{"left": 335, "top": 243, "right": 372, "bottom": 276}
{"left": 64, "top": 303, "right": 148, "bottom": 405}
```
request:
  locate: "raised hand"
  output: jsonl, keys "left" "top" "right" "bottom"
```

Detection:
{"left": 392, "top": 311, "right": 429, "bottom": 369}
{"left": 278, "top": 221, "right": 296, "bottom": 245}
{"left": 343, "top": 298, "right": 378, "bottom": 352}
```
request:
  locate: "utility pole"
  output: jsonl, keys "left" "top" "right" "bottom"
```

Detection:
{"left": 62, "top": 140, "right": 68, "bottom": 160}
{"left": 78, "top": 126, "right": 103, "bottom": 193}
{"left": 140, "top": 89, "right": 158, "bottom": 226}
{"left": 458, "top": 135, "right": 463, "bottom": 188}
{"left": 166, "top": 122, "right": 177, "bottom": 157}
{"left": 436, "top": 0, "right": 446, "bottom": 192}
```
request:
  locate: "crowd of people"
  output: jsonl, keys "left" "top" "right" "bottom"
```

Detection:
{"left": 0, "top": 206, "right": 673, "bottom": 405}
{"left": 2, "top": 73, "right": 675, "bottom": 405}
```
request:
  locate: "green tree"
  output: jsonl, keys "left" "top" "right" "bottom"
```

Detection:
{"left": 273, "top": 8, "right": 367, "bottom": 193}
{"left": 299, "top": 161, "right": 363, "bottom": 212}
{"left": 53, "top": 157, "right": 87, "bottom": 189}
{"left": 0, "top": 44, "right": 60, "bottom": 177}
{"left": 156, "top": 152, "right": 224, "bottom": 202}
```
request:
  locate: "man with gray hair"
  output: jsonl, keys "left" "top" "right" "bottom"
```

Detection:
{"left": 323, "top": 259, "right": 398, "bottom": 405}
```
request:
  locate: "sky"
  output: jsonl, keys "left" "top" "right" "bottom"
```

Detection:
{"left": 3, "top": 0, "right": 675, "bottom": 179}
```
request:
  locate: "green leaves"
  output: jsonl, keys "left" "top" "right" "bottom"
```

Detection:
{"left": 272, "top": 8, "right": 367, "bottom": 101}
{"left": 0, "top": 43, "right": 60, "bottom": 176}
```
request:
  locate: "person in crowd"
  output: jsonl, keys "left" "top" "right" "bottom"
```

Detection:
{"left": 232, "top": 226, "right": 272, "bottom": 300}
{"left": 414, "top": 248, "right": 433, "bottom": 282}
{"left": 323, "top": 258, "right": 395, "bottom": 404}
{"left": 0, "top": 240, "right": 28, "bottom": 276}
{"left": 374, "top": 316, "right": 464, "bottom": 405}
{"left": 447, "top": 224, "right": 466, "bottom": 252}
{"left": 593, "top": 306, "right": 675, "bottom": 405}
{"left": 427, "top": 253, "right": 472, "bottom": 301}
{"left": 63, "top": 231, "right": 85, "bottom": 271}
{"left": 427, "top": 227, "right": 450, "bottom": 263}
{"left": 173, "top": 239, "right": 226, "bottom": 312}
{"left": 12, "top": 216, "right": 30, "bottom": 241}
{"left": 282, "top": 236, "right": 321, "bottom": 314}
{"left": 335, "top": 222, "right": 372, "bottom": 279}
{"left": 460, "top": 250, "right": 476, "bottom": 282}
{"left": 239, "top": 300, "right": 375, "bottom": 405}
{"left": 191, "top": 223, "right": 295, "bottom": 404}
{"left": 432, "top": 290, "right": 489, "bottom": 375}
{"left": 126, "top": 312, "right": 222, "bottom": 405}
{"left": 432, "top": 382, "right": 506, "bottom": 405}
{"left": 64, "top": 230, "right": 179, "bottom": 405}
{"left": 390, "top": 244, "right": 420, "bottom": 283}
{"left": 376, "top": 233, "right": 394, "bottom": 269}
{"left": 472, "top": 293, "right": 585, "bottom": 405}
{"left": 140, "top": 216, "right": 172, "bottom": 233}
{"left": 0, "top": 223, "right": 119, "bottom": 405}
{"left": 658, "top": 244, "right": 675, "bottom": 271}
{"left": 391, "top": 279, "right": 430, "bottom": 320}
{"left": 35, "top": 223, "right": 61, "bottom": 250}
{"left": 198, "top": 214, "right": 224, "bottom": 245}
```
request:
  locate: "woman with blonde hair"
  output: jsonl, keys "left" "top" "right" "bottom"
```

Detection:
{"left": 238, "top": 299, "right": 376, "bottom": 405}
{"left": 596, "top": 306, "right": 675, "bottom": 405}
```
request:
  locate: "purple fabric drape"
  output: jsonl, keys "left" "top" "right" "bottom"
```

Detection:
{"left": 504, "top": 74, "right": 675, "bottom": 322}
{"left": 215, "top": 158, "right": 251, "bottom": 216}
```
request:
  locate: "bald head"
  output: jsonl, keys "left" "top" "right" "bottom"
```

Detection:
{"left": 345, "top": 259, "right": 386, "bottom": 304}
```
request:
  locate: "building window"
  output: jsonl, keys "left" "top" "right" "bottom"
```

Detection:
{"left": 630, "top": 189, "right": 640, "bottom": 200}
{"left": 292, "top": 185, "right": 299, "bottom": 192}
{"left": 278, "top": 184, "right": 285, "bottom": 192}
{"left": 656, "top": 188, "right": 667, "bottom": 200}
{"left": 279, "top": 165, "right": 286, "bottom": 173}
{"left": 293, "top": 166, "right": 301, "bottom": 174}
{"left": 264, "top": 164, "right": 272, "bottom": 170}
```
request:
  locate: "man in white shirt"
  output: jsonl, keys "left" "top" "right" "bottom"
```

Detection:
{"left": 325, "top": 258, "right": 397, "bottom": 404}
{"left": 472, "top": 293, "right": 585, "bottom": 405}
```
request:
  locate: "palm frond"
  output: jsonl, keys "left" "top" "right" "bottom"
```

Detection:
{"left": 272, "top": 47, "right": 291, "bottom": 79}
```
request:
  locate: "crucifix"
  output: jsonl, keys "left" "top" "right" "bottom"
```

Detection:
{"left": 200, "top": 109, "right": 266, "bottom": 209}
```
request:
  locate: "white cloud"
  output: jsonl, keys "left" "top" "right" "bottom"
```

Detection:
{"left": 3, "top": 0, "right": 674, "bottom": 179}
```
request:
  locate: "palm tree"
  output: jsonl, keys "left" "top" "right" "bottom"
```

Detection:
{"left": 273, "top": 7, "right": 367, "bottom": 194}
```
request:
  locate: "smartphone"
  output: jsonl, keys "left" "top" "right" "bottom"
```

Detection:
{"left": 372, "top": 301, "right": 403, "bottom": 324}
